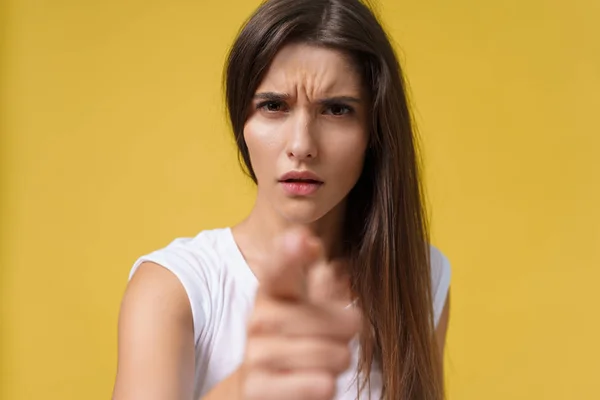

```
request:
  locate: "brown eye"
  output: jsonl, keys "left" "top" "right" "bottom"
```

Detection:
{"left": 325, "top": 104, "right": 353, "bottom": 116}
{"left": 258, "top": 101, "right": 287, "bottom": 113}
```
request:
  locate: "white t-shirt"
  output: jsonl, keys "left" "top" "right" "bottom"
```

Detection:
{"left": 129, "top": 227, "right": 451, "bottom": 400}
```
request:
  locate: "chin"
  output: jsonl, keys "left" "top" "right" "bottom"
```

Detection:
{"left": 278, "top": 203, "right": 330, "bottom": 226}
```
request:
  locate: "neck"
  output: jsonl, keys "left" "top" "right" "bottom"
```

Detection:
{"left": 232, "top": 193, "right": 346, "bottom": 266}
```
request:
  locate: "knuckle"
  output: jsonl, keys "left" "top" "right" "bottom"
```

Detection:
{"left": 310, "top": 374, "right": 336, "bottom": 400}
{"left": 340, "top": 309, "right": 362, "bottom": 338}
{"left": 247, "top": 308, "right": 281, "bottom": 335}
{"left": 336, "top": 346, "right": 352, "bottom": 371}
{"left": 244, "top": 342, "right": 264, "bottom": 368}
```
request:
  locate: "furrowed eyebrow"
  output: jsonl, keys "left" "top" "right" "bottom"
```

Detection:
{"left": 254, "top": 92, "right": 361, "bottom": 104}
{"left": 253, "top": 92, "right": 290, "bottom": 101}
{"left": 318, "top": 96, "right": 361, "bottom": 105}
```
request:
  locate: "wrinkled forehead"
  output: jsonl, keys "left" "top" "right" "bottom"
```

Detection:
{"left": 256, "top": 42, "right": 364, "bottom": 97}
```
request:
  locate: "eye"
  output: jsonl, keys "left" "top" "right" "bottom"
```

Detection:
{"left": 324, "top": 104, "right": 354, "bottom": 116}
{"left": 257, "top": 100, "right": 288, "bottom": 113}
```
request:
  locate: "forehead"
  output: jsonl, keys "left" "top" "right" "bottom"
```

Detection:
{"left": 257, "top": 42, "right": 363, "bottom": 94}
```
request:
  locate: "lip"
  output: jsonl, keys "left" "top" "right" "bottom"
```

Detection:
{"left": 278, "top": 170, "right": 324, "bottom": 183}
{"left": 278, "top": 170, "right": 324, "bottom": 196}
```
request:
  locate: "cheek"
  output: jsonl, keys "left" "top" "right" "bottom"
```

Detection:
{"left": 243, "top": 119, "right": 283, "bottom": 178}
{"left": 325, "top": 131, "right": 368, "bottom": 181}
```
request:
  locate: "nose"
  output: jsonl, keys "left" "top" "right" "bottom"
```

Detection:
{"left": 286, "top": 112, "right": 318, "bottom": 161}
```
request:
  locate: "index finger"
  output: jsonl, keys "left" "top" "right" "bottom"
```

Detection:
{"left": 257, "top": 227, "right": 323, "bottom": 302}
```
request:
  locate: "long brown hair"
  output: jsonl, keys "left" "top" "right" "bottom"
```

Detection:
{"left": 224, "top": 0, "right": 442, "bottom": 398}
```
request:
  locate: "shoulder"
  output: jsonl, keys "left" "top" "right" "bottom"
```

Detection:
{"left": 129, "top": 228, "right": 230, "bottom": 281}
{"left": 428, "top": 245, "right": 451, "bottom": 326}
{"left": 123, "top": 261, "right": 193, "bottom": 323}
{"left": 128, "top": 228, "right": 232, "bottom": 340}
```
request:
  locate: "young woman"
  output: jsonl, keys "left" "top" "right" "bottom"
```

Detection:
{"left": 112, "top": 0, "right": 451, "bottom": 399}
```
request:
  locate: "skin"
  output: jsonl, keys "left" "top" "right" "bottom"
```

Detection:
{"left": 234, "top": 42, "right": 370, "bottom": 264}
{"left": 112, "top": 43, "right": 450, "bottom": 400}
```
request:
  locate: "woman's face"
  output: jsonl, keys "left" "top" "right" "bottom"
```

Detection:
{"left": 244, "top": 42, "right": 369, "bottom": 225}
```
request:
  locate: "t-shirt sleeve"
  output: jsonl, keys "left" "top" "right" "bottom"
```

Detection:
{"left": 429, "top": 245, "right": 451, "bottom": 327}
{"left": 129, "top": 238, "right": 211, "bottom": 343}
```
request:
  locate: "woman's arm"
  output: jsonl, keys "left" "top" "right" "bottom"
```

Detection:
{"left": 112, "top": 262, "right": 196, "bottom": 400}
{"left": 201, "top": 368, "right": 244, "bottom": 400}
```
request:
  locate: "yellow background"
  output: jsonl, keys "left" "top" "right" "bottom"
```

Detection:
{"left": 1, "top": 0, "right": 598, "bottom": 399}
